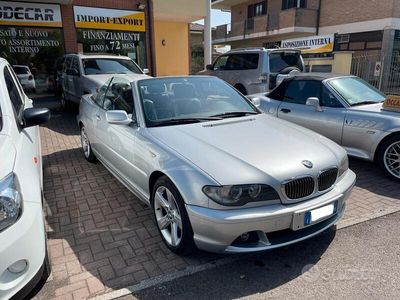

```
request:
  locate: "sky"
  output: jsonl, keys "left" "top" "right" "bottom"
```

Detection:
{"left": 195, "top": 9, "right": 231, "bottom": 27}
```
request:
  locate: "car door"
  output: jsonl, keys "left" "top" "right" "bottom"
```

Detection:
{"left": 94, "top": 77, "right": 142, "bottom": 188}
{"left": 70, "top": 57, "right": 82, "bottom": 104}
{"left": 4, "top": 65, "right": 42, "bottom": 190}
{"left": 277, "top": 79, "right": 346, "bottom": 144}
{"left": 209, "top": 55, "right": 229, "bottom": 81}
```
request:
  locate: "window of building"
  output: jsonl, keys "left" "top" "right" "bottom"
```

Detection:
{"left": 248, "top": 1, "right": 267, "bottom": 18}
{"left": 282, "top": 0, "right": 306, "bottom": 10}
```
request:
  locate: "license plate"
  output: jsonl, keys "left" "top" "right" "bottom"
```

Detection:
{"left": 304, "top": 201, "right": 337, "bottom": 226}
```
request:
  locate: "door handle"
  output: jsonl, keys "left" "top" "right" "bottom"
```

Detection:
{"left": 280, "top": 108, "right": 291, "bottom": 114}
{"left": 96, "top": 114, "right": 101, "bottom": 120}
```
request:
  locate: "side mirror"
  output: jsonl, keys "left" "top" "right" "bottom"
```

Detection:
{"left": 23, "top": 107, "right": 51, "bottom": 128}
{"left": 66, "top": 68, "right": 79, "bottom": 76}
{"left": 143, "top": 68, "right": 150, "bottom": 74}
{"left": 249, "top": 97, "right": 261, "bottom": 108}
{"left": 106, "top": 110, "right": 133, "bottom": 125}
{"left": 306, "top": 97, "right": 323, "bottom": 112}
{"left": 206, "top": 64, "right": 213, "bottom": 71}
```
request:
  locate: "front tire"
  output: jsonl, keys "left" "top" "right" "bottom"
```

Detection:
{"left": 377, "top": 134, "right": 400, "bottom": 181}
{"left": 80, "top": 125, "right": 97, "bottom": 162}
{"left": 152, "top": 176, "right": 195, "bottom": 254}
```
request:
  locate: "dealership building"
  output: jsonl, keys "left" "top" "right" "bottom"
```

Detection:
{"left": 0, "top": 0, "right": 206, "bottom": 92}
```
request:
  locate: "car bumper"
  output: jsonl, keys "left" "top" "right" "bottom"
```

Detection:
{"left": 186, "top": 170, "right": 356, "bottom": 253}
{"left": 0, "top": 202, "right": 46, "bottom": 299}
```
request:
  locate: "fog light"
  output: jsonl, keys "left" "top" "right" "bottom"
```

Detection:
{"left": 8, "top": 260, "right": 28, "bottom": 274}
{"left": 240, "top": 232, "right": 250, "bottom": 242}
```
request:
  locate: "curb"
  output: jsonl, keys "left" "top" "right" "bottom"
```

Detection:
{"left": 90, "top": 207, "right": 400, "bottom": 300}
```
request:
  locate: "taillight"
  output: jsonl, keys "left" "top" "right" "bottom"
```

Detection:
{"left": 28, "top": 75, "right": 33, "bottom": 80}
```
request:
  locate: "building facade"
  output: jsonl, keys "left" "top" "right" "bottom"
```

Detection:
{"left": 212, "top": 0, "right": 399, "bottom": 55}
{"left": 0, "top": 0, "right": 206, "bottom": 94}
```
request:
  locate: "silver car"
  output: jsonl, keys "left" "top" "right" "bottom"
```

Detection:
{"left": 77, "top": 75, "right": 356, "bottom": 254}
{"left": 198, "top": 48, "right": 304, "bottom": 95}
{"left": 249, "top": 73, "right": 400, "bottom": 181}
{"left": 61, "top": 54, "right": 149, "bottom": 110}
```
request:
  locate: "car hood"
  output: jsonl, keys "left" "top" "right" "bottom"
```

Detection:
{"left": 0, "top": 133, "right": 16, "bottom": 180}
{"left": 148, "top": 114, "right": 344, "bottom": 185}
{"left": 349, "top": 103, "right": 400, "bottom": 116}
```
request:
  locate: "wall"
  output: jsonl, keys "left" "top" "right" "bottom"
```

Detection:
{"left": 319, "top": 0, "right": 395, "bottom": 27}
{"left": 154, "top": 21, "right": 189, "bottom": 76}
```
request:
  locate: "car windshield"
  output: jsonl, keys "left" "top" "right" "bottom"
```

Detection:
{"left": 13, "top": 66, "right": 30, "bottom": 75}
{"left": 269, "top": 52, "right": 303, "bottom": 73}
{"left": 138, "top": 77, "right": 259, "bottom": 127}
{"left": 82, "top": 58, "right": 142, "bottom": 75}
{"left": 328, "top": 77, "right": 386, "bottom": 106}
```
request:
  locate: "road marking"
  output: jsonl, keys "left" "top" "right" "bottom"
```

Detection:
{"left": 90, "top": 206, "right": 400, "bottom": 300}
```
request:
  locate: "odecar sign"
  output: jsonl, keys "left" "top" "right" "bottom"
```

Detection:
{"left": 0, "top": 1, "right": 62, "bottom": 27}
{"left": 281, "top": 34, "right": 334, "bottom": 54}
{"left": 73, "top": 6, "right": 145, "bottom": 32}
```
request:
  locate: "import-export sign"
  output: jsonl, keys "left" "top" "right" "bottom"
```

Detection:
{"left": 74, "top": 6, "right": 145, "bottom": 32}
{"left": 281, "top": 34, "right": 334, "bottom": 54}
{"left": 0, "top": 1, "right": 62, "bottom": 27}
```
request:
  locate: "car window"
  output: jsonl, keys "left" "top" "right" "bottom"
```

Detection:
{"left": 71, "top": 57, "right": 80, "bottom": 73}
{"left": 102, "top": 77, "right": 134, "bottom": 113}
{"left": 213, "top": 56, "right": 228, "bottom": 70}
{"left": 95, "top": 78, "right": 113, "bottom": 107}
{"left": 4, "top": 66, "right": 24, "bottom": 123}
{"left": 269, "top": 52, "right": 304, "bottom": 73}
{"left": 13, "top": 66, "right": 30, "bottom": 75}
{"left": 321, "top": 86, "right": 343, "bottom": 108}
{"left": 63, "top": 56, "right": 72, "bottom": 72}
{"left": 283, "top": 80, "right": 321, "bottom": 105}
{"left": 328, "top": 77, "right": 385, "bottom": 106}
{"left": 82, "top": 58, "right": 141, "bottom": 75}
{"left": 138, "top": 77, "right": 258, "bottom": 127}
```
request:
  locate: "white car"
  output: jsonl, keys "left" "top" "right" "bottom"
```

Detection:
{"left": 0, "top": 58, "right": 50, "bottom": 299}
{"left": 12, "top": 65, "right": 36, "bottom": 93}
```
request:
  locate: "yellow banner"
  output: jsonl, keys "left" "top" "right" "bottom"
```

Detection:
{"left": 74, "top": 6, "right": 145, "bottom": 32}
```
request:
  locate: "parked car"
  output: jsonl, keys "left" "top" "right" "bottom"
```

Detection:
{"left": 248, "top": 73, "right": 400, "bottom": 181}
{"left": 60, "top": 53, "right": 149, "bottom": 110}
{"left": 0, "top": 58, "right": 51, "bottom": 299}
{"left": 77, "top": 75, "right": 356, "bottom": 254}
{"left": 198, "top": 48, "right": 304, "bottom": 95}
{"left": 12, "top": 65, "right": 36, "bottom": 93}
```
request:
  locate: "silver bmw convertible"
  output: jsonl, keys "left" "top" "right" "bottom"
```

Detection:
{"left": 249, "top": 73, "right": 400, "bottom": 181}
{"left": 77, "top": 75, "right": 356, "bottom": 254}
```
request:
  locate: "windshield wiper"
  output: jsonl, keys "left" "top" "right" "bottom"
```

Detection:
{"left": 351, "top": 100, "right": 382, "bottom": 106}
{"left": 151, "top": 117, "right": 222, "bottom": 127}
{"left": 211, "top": 111, "right": 259, "bottom": 119}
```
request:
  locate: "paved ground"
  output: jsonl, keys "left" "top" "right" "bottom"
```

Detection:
{"left": 120, "top": 212, "right": 400, "bottom": 300}
{"left": 33, "top": 97, "right": 400, "bottom": 300}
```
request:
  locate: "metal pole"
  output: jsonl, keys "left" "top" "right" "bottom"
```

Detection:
{"left": 204, "top": 0, "right": 212, "bottom": 68}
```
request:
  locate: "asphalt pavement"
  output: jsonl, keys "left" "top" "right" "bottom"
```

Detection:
{"left": 118, "top": 212, "right": 400, "bottom": 300}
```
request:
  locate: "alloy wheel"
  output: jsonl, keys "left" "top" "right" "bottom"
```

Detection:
{"left": 384, "top": 141, "right": 400, "bottom": 179}
{"left": 154, "top": 186, "right": 183, "bottom": 247}
{"left": 80, "top": 127, "right": 90, "bottom": 159}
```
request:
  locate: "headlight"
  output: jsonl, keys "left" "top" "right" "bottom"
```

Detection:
{"left": 338, "top": 156, "right": 349, "bottom": 178}
{"left": 0, "top": 173, "right": 23, "bottom": 232}
{"left": 202, "top": 184, "right": 279, "bottom": 206}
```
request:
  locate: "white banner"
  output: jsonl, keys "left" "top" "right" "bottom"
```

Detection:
{"left": 281, "top": 34, "right": 334, "bottom": 54}
{"left": 0, "top": 1, "right": 62, "bottom": 27}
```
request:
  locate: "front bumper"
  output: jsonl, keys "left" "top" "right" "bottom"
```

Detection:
{"left": 0, "top": 202, "right": 46, "bottom": 299}
{"left": 187, "top": 170, "right": 356, "bottom": 253}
